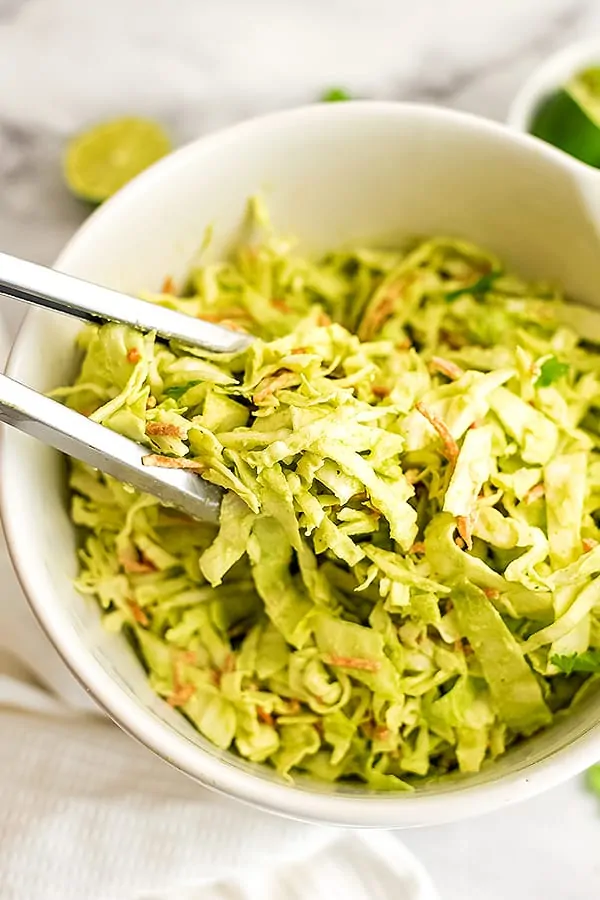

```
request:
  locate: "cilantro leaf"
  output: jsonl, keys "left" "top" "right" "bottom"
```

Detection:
{"left": 551, "top": 649, "right": 600, "bottom": 674}
{"left": 445, "top": 270, "right": 502, "bottom": 300}
{"left": 587, "top": 763, "right": 600, "bottom": 797}
{"left": 321, "top": 87, "right": 352, "bottom": 102}
{"left": 535, "top": 356, "right": 570, "bottom": 388}
{"left": 163, "top": 380, "right": 202, "bottom": 400}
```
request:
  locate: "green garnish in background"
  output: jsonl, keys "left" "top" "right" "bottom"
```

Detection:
{"left": 321, "top": 87, "right": 352, "bottom": 102}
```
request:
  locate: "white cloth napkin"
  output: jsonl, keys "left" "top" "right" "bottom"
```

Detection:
{"left": 0, "top": 322, "right": 439, "bottom": 900}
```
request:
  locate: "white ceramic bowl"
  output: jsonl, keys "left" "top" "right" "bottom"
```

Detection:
{"left": 508, "top": 38, "right": 600, "bottom": 136}
{"left": 4, "top": 102, "right": 600, "bottom": 828}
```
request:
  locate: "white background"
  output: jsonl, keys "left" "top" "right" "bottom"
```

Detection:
{"left": 1, "top": 1, "right": 600, "bottom": 897}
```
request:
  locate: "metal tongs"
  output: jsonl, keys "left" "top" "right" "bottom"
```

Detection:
{"left": 0, "top": 252, "right": 255, "bottom": 522}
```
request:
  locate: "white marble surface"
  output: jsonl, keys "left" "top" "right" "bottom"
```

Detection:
{"left": 2, "top": 0, "right": 600, "bottom": 897}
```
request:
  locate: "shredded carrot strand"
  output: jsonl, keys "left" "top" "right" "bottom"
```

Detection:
{"left": 523, "top": 483, "right": 545, "bottom": 505}
{"left": 415, "top": 402, "right": 459, "bottom": 465}
{"left": 456, "top": 515, "right": 474, "bottom": 551}
{"left": 142, "top": 455, "right": 205, "bottom": 471}
{"left": 429, "top": 356, "right": 464, "bottom": 381}
{"left": 146, "top": 422, "right": 185, "bottom": 438}
{"left": 323, "top": 654, "right": 381, "bottom": 673}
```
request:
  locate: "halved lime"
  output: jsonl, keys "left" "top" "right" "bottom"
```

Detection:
{"left": 530, "top": 67, "right": 600, "bottom": 168}
{"left": 64, "top": 117, "right": 172, "bottom": 203}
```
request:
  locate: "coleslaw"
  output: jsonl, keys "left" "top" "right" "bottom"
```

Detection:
{"left": 56, "top": 200, "right": 600, "bottom": 788}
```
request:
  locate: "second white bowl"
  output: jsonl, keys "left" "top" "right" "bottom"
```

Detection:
{"left": 508, "top": 39, "right": 600, "bottom": 136}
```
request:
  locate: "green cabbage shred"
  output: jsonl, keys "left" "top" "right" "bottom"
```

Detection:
{"left": 59, "top": 200, "right": 600, "bottom": 788}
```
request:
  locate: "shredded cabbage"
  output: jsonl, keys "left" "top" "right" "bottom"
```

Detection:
{"left": 60, "top": 200, "right": 600, "bottom": 788}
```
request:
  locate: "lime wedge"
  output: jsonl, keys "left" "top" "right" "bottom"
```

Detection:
{"left": 530, "top": 67, "right": 600, "bottom": 168}
{"left": 64, "top": 117, "right": 172, "bottom": 203}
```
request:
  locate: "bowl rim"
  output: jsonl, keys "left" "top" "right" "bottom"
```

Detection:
{"left": 507, "top": 38, "right": 600, "bottom": 135}
{"left": 3, "top": 100, "right": 600, "bottom": 828}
